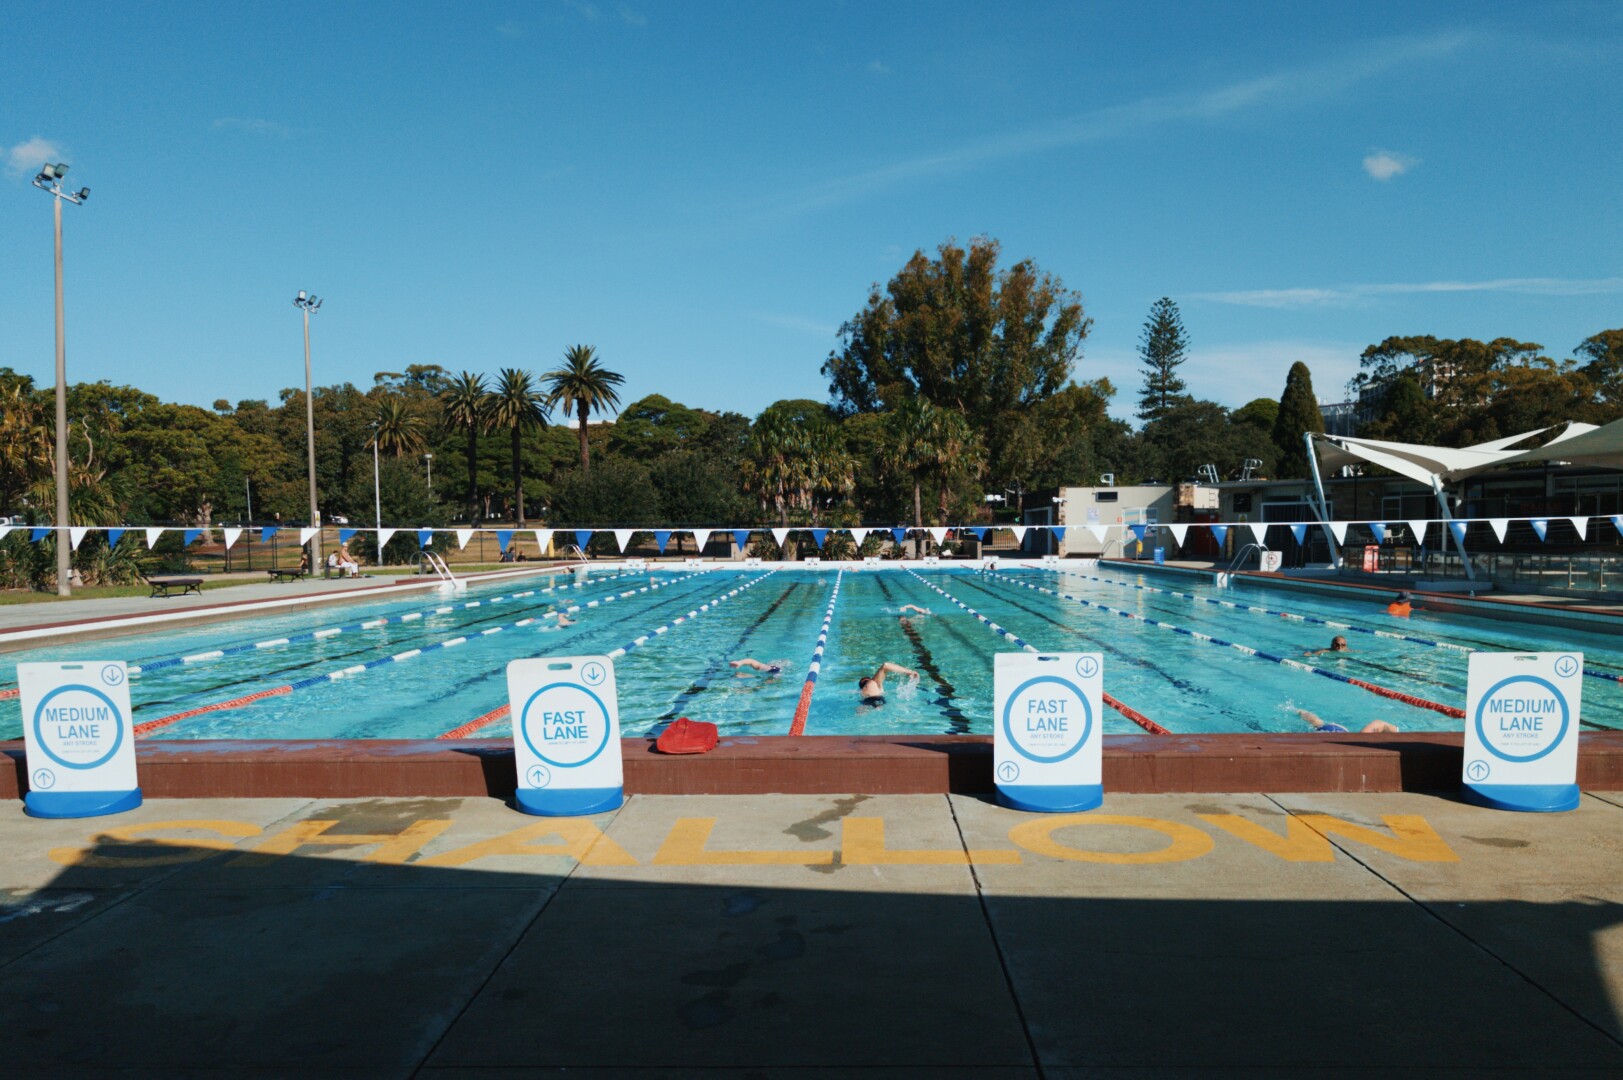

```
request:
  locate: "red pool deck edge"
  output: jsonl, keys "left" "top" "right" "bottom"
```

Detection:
{"left": 4, "top": 733, "right": 1620, "bottom": 799}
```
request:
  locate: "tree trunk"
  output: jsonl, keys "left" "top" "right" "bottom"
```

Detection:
{"left": 466, "top": 427, "right": 479, "bottom": 523}
{"left": 577, "top": 401, "right": 590, "bottom": 472}
{"left": 512, "top": 425, "right": 525, "bottom": 526}
{"left": 912, "top": 481, "right": 923, "bottom": 528}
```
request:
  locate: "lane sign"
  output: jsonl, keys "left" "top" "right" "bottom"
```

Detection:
{"left": 993, "top": 652, "right": 1103, "bottom": 813}
{"left": 19, "top": 661, "right": 142, "bottom": 819}
{"left": 1462, "top": 652, "right": 1582, "bottom": 813}
{"left": 507, "top": 655, "right": 623, "bottom": 816}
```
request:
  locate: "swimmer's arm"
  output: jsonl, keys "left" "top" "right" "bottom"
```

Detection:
{"left": 1294, "top": 708, "right": 1327, "bottom": 730}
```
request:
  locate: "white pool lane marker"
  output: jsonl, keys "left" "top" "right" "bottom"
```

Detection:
{"left": 787, "top": 570, "right": 843, "bottom": 736}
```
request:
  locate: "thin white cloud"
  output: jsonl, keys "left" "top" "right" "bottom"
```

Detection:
{"left": 616, "top": 4, "right": 646, "bottom": 27}
{"left": 750, "top": 312, "right": 839, "bottom": 338}
{"left": 212, "top": 117, "right": 294, "bottom": 138}
{"left": 4, "top": 135, "right": 65, "bottom": 179}
{"left": 867, "top": 59, "right": 891, "bottom": 75}
{"left": 1363, "top": 148, "right": 1417, "bottom": 180}
{"left": 754, "top": 31, "right": 1475, "bottom": 217}
{"left": 1191, "top": 277, "right": 1623, "bottom": 309}
{"left": 559, "top": 0, "right": 600, "bottom": 19}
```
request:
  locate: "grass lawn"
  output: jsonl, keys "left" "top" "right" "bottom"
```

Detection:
{"left": 0, "top": 580, "right": 240, "bottom": 605}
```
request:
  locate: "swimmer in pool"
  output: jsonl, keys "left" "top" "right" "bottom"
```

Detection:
{"left": 1296, "top": 708, "right": 1399, "bottom": 734}
{"left": 898, "top": 604, "right": 932, "bottom": 616}
{"left": 1387, "top": 591, "right": 1413, "bottom": 617}
{"left": 555, "top": 612, "right": 576, "bottom": 627}
{"left": 858, "top": 661, "right": 918, "bottom": 706}
{"left": 1303, "top": 635, "right": 1350, "bottom": 657}
{"left": 730, "top": 658, "right": 783, "bottom": 677}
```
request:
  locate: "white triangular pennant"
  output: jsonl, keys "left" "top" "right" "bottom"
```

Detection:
{"left": 690, "top": 529, "right": 711, "bottom": 552}
{"left": 928, "top": 527, "right": 948, "bottom": 544}
{"left": 376, "top": 528, "right": 397, "bottom": 551}
{"left": 849, "top": 528, "right": 870, "bottom": 547}
{"left": 1087, "top": 524, "right": 1109, "bottom": 544}
{"left": 148, "top": 528, "right": 169, "bottom": 549}
{"left": 1168, "top": 523, "right": 1189, "bottom": 546}
{"left": 1568, "top": 516, "right": 1589, "bottom": 540}
{"left": 1407, "top": 519, "right": 1429, "bottom": 544}
{"left": 533, "top": 528, "right": 554, "bottom": 553}
{"left": 771, "top": 528, "right": 790, "bottom": 547}
{"left": 455, "top": 529, "right": 474, "bottom": 550}
{"left": 1327, "top": 521, "right": 1349, "bottom": 544}
{"left": 1008, "top": 525, "right": 1027, "bottom": 544}
{"left": 0, "top": 525, "right": 11, "bottom": 543}
{"left": 222, "top": 527, "right": 243, "bottom": 550}
{"left": 613, "top": 529, "right": 636, "bottom": 553}
{"left": 1489, "top": 518, "right": 1510, "bottom": 542}
{"left": 69, "top": 526, "right": 90, "bottom": 551}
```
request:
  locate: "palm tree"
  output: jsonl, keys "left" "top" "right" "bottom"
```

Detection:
{"left": 439, "top": 372, "right": 489, "bottom": 523}
{"left": 882, "top": 399, "right": 981, "bottom": 527}
{"left": 543, "top": 345, "right": 624, "bottom": 473}
{"left": 371, "top": 397, "right": 426, "bottom": 458}
{"left": 742, "top": 412, "right": 799, "bottom": 526}
{"left": 486, "top": 368, "right": 550, "bottom": 525}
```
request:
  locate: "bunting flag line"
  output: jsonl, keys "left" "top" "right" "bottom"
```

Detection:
{"left": 928, "top": 527, "right": 948, "bottom": 544}
{"left": 1289, "top": 524, "right": 1307, "bottom": 545}
{"left": 1085, "top": 524, "right": 1108, "bottom": 545}
{"left": 30, "top": 527, "right": 50, "bottom": 542}
{"left": 732, "top": 529, "right": 752, "bottom": 550}
{"left": 1569, "top": 516, "right": 1589, "bottom": 540}
{"left": 1613, "top": 515, "right": 1623, "bottom": 538}
{"left": 297, "top": 527, "right": 318, "bottom": 547}
{"left": 69, "top": 526, "right": 90, "bottom": 551}
{"left": 1327, "top": 521, "right": 1349, "bottom": 544}
{"left": 1050, "top": 526, "right": 1067, "bottom": 542}
{"left": 1530, "top": 519, "right": 1548, "bottom": 542}
{"left": 533, "top": 528, "right": 553, "bottom": 553}
{"left": 418, "top": 529, "right": 434, "bottom": 548}
{"left": 260, "top": 526, "right": 279, "bottom": 543}
{"left": 0, "top": 525, "right": 14, "bottom": 544}
{"left": 338, "top": 528, "right": 358, "bottom": 545}
{"left": 183, "top": 528, "right": 203, "bottom": 546}
{"left": 849, "top": 527, "right": 870, "bottom": 548}
{"left": 1009, "top": 525, "right": 1027, "bottom": 544}
{"left": 1210, "top": 524, "right": 1229, "bottom": 546}
{"left": 376, "top": 528, "right": 398, "bottom": 551}
{"left": 1368, "top": 522, "right": 1387, "bottom": 543}
{"left": 810, "top": 528, "right": 828, "bottom": 549}
{"left": 613, "top": 529, "right": 636, "bottom": 553}
{"left": 1168, "top": 523, "right": 1188, "bottom": 546}
{"left": 770, "top": 527, "right": 791, "bottom": 548}
{"left": 1129, "top": 524, "right": 1148, "bottom": 542}
{"left": 496, "top": 529, "right": 514, "bottom": 553}
{"left": 574, "top": 530, "right": 593, "bottom": 552}
{"left": 690, "top": 529, "right": 712, "bottom": 552}
{"left": 1406, "top": 519, "right": 1429, "bottom": 545}
{"left": 1448, "top": 521, "right": 1467, "bottom": 544}
{"left": 970, "top": 527, "right": 988, "bottom": 542}
{"left": 892, "top": 527, "right": 909, "bottom": 545}
{"left": 653, "top": 529, "right": 671, "bottom": 554}
{"left": 222, "top": 527, "right": 242, "bottom": 551}
{"left": 1488, "top": 518, "right": 1510, "bottom": 542}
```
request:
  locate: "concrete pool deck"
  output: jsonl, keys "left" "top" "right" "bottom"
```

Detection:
{"left": 0, "top": 789, "right": 1619, "bottom": 1076}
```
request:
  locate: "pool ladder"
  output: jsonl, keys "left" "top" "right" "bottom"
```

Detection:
{"left": 418, "top": 550, "right": 467, "bottom": 594}
{"left": 1217, "top": 543, "right": 1268, "bottom": 587}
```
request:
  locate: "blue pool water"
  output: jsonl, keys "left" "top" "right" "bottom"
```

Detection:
{"left": 2, "top": 564, "right": 1619, "bottom": 739}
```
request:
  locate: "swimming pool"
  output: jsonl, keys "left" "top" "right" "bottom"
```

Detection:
{"left": 2, "top": 563, "right": 1619, "bottom": 740}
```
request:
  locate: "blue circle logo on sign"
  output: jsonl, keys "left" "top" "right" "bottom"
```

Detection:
{"left": 1002, "top": 675, "right": 1092, "bottom": 764}
{"left": 32, "top": 684, "right": 125, "bottom": 771}
{"left": 519, "top": 682, "right": 612, "bottom": 769}
{"left": 1474, "top": 675, "right": 1569, "bottom": 764}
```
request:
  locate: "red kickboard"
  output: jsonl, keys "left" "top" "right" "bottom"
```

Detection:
{"left": 656, "top": 717, "right": 718, "bottom": 755}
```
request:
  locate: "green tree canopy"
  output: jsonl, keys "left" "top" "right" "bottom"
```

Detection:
{"left": 1135, "top": 297, "right": 1190, "bottom": 423}
{"left": 1272, "top": 362, "right": 1325, "bottom": 478}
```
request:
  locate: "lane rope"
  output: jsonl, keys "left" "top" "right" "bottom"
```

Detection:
{"left": 982, "top": 568, "right": 1464, "bottom": 720}
{"left": 134, "top": 569, "right": 714, "bottom": 738}
{"left": 904, "top": 569, "right": 1169, "bottom": 735}
{"left": 438, "top": 568, "right": 779, "bottom": 739}
{"left": 1060, "top": 563, "right": 1623, "bottom": 686}
{"left": 787, "top": 570, "right": 843, "bottom": 736}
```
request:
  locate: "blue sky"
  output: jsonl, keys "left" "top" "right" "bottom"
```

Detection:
{"left": 2, "top": 1, "right": 1619, "bottom": 423}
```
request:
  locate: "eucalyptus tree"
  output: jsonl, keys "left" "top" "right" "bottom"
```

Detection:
{"left": 544, "top": 345, "right": 625, "bottom": 473}
{"left": 439, "top": 371, "right": 489, "bottom": 522}
{"left": 486, "top": 368, "right": 550, "bottom": 525}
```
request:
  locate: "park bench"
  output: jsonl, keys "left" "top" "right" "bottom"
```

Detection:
{"left": 142, "top": 573, "right": 203, "bottom": 598}
{"left": 266, "top": 567, "right": 308, "bottom": 582}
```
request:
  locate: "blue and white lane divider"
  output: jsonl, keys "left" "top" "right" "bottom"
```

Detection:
{"left": 1051, "top": 564, "right": 1623, "bottom": 687}
{"left": 136, "top": 569, "right": 714, "bottom": 737}
{"left": 127, "top": 565, "right": 649, "bottom": 676}
{"left": 788, "top": 570, "right": 843, "bottom": 736}
{"left": 980, "top": 569, "right": 1465, "bottom": 720}
{"left": 439, "top": 568, "right": 779, "bottom": 738}
{"left": 905, "top": 569, "right": 1168, "bottom": 733}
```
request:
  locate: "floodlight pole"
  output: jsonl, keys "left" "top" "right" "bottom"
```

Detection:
{"left": 32, "top": 164, "right": 88, "bottom": 597}
{"left": 295, "top": 292, "right": 322, "bottom": 571}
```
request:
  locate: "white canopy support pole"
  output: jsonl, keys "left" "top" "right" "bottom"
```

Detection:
{"left": 1304, "top": 433, "right": 1343, "bottom": 569}
{"left": 1431, "top": 475, "right": 1476, "bottom": 581}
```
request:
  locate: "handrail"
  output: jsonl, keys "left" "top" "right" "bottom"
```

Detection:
{"left": 1224, "top": 543, "right": 1267, "bottom": 574}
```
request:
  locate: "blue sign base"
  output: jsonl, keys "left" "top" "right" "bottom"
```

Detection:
{"left": 516, "top": 786, "right": 623, "bottom": 817}
{"left": 1462, "top": 782, "right": 1580, "bottom": 814}
{"left": 996, "top": 783, "right": 1103, "bottom": 814}
{"left": 24, "top": 788, "right": 143, "bottom": 819}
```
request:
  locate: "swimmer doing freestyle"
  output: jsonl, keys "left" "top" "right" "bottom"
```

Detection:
{"left": 858, "top": 661, "right": 918, "bottom": 707}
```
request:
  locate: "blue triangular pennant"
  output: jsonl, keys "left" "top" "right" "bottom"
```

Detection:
{"left": 1129, "top": 524, "right": 1147, "bottom": 541}
{"left": 1448, "top": 521, "right": 1467, "bottom": 543}
{"left": 184, "top": 528, "right": 203, "bottom": 546}
{"left": 1051, "top": 526, "right": 1067, "bottom": 541}
{"left": 338, "top": 528, "right": 358, "bottom": 544}
{"left": 1613, "top": 515, "right": 1623, "bottom": 538}
{"left": 732, "top": 529, "right": 752, "bottom": 550}
{"left": 971, "top": 527, "right": 988, "bottom": 541}
{"left": 30, "top": 527, "right": 50, "bottom": 542}
{"left": 417, "top": 529, "right": 433, "bottom": 547}
{"left": 496, "top": 529, "right": 514, "bottom": 553}
{"left": 1210, "top": 524, "right": 1229, "bottom": 546}
{"left": 892, "top": 528, "right": 908, "bottom": 544}
{"left": 810, "top": 528, "right": 828, "bottom": 549}
{"left": 259, "top": 526, "right": 279, "bottom": 543}
{"left": 653, "top": 529, "right": 671, "bottom": 554}
{"left": 1289, "top": 524, "right": 1307, "bottom": 544}
{"left": 575, "top": 530, "right": 593, "bottom": 551}
{"left": 106, "top": 528, "right": 127, "bottom": 547}
{"left": 1530, "top": 519, "right": 1548, "bottom": 542}
{"left": 1370, "top": 522, "right": 1387, "bottom": 543}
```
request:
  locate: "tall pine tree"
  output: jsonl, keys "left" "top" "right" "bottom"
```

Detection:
{"left": 1272, "top": 361, "right": 1326, "bottom": 478}
{"left": 1136, "top": 297, "right": 1189, "bottom": 423}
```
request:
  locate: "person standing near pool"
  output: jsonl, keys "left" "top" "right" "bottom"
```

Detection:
{"left": 1387, "top": 591, "right": 1414, "bottom": 616}
{"left": 858, "top": 661, "right": 918, "bottom": 706}
{"left": 1295, "top": 708, "right": 1398, "bottom": 734}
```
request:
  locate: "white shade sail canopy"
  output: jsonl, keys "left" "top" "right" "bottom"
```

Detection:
{"left": 1311, "top": 421, "right": 1611, "bottom": 485}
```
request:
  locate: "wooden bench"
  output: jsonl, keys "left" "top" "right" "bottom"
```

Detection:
{"left": 267, "top": 568, "right": 308, "bottom": 582}
{"left": 146, "top": 575, "right": 203, "bottom": 598}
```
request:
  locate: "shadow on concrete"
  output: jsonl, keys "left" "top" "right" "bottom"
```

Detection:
{"left": 0, "top": 835, "right": 1620, "bottom": 1077}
